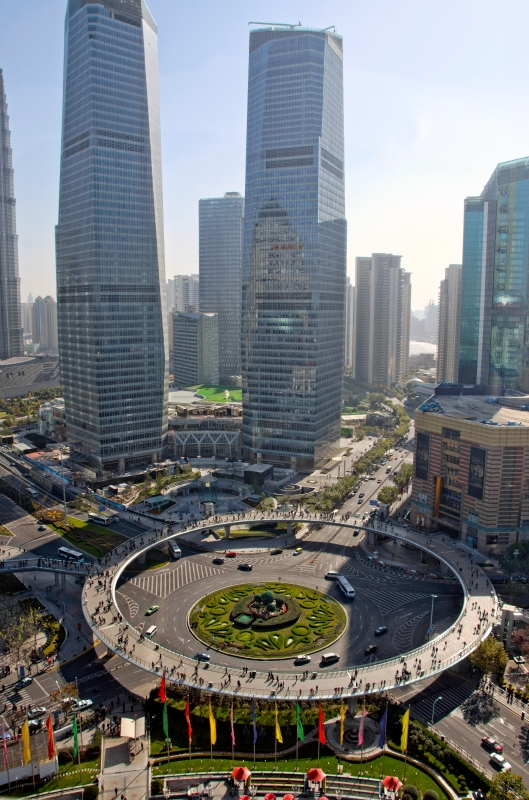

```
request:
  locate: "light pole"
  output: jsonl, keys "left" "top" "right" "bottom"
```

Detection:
{"left": 431, "top": 696, "right": 442, "bottom": 724}
{"left": 428, "top": 594, "right": 438, "bottom": 637}
{"left": 60, "top": 447, "right": 67, "bottom": 523}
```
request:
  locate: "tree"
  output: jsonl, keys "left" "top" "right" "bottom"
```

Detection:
{"left": 377, "top": 486, "right": 398, "bottom": 505}
{"left": 487, "top": 770, "right": 529, "bottom": 800}
{"left": 469, "top": 636, "right": 509, "bottom": 675}
{"left": 392, "top": 464, "right": 413, "bottom": 489}
{"left": 511, "top": 628, "right": 529, "bottom": 657}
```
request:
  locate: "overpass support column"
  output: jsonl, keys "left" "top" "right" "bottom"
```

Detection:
{"left": 287, "top": 521, "right": 292, "bottom": 537}
{"left": 439, "top": 559, "right": 448, "bottom": 575}
{"left": 348, "top": 696, "right": 357, "bottom": 715}
{"left": 54, "top": 572, "right": 59, "bottom": 587}
{"left": 367, "top": 529, "right": 376, "bottom": 545}
{"left": 224, "top": 525, "right": 230, "bottom": 540}
{"left": 138, "top": 551, "right": 146, "bottom": 564}
{"left": 61, "top": 573, "right": 66, "bottom": 589}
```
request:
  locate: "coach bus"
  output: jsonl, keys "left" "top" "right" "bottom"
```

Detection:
{"left": 88, "top": 513, "right": 111, "bottom": 526}
{"left": 336, "top": 575, "right": 355, "bottom": 599}
{"left": 58, "top": 546, "right": 85, "bottom": 563}
{"left": 169, "top": 540, "right": 182, "bottom": 560}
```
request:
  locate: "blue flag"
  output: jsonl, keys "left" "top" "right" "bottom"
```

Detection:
{"left": 251, "top": 699, "right": 258, "bottom": 745}
{"left": 379, "top": 706, "right": 387, "bottom": 749}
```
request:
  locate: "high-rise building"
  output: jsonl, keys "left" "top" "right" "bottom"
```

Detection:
{"left": 0, "top": 70, "right": 23, "bottom": 360}
{"left": 459, "top": 158, "right": 529, "bottom": 390}
{"left": 345, "top": 277, "right": 356, "bottom": 374}
{"left": 166, "top": 278, "right": 174, "bottom": 311}
{"left": 424, "top": 300, "right": 438, "bottom": 341}
{"left": 56, "top": 0, "right": 168, "bottom": 474}
{"left": 437, "top": 264, "right": 462, "bottom": 383}
{"left": 355, "top": 254, "right": 411, "bottom": 386}
{"left": 199, "top": 192, "right": 244, "bottom": 381}
{"left": 241, "top": 26, "right": 347, "bottom": 471}
{"left": 32, "top": 295, "right": 58, "bottom": 352}
{"left": 174, "top": 274, "right": 199, "bottom": 312}
{"left": 173, "top": 311, "right": 219, "bottom": 387}
{"left": 21, "top": 302, "right": 33, "bottom": 338}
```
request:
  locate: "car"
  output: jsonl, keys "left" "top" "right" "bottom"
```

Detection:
{"left": 359, "top": 493, "right": 365, "bottom": 499}
{"left": 270, "top": 548, "right": 283, "bottom": 555}
{"left": 365, "top": 644, "right": 378, "bottom": 654}
{"left": 377, "top": 478, "right": 382, "bottom": 483}
{"left": 38, "top": 525, "right": 46, "bottom": 532}
{"left": 294, "top": 547, "right": 302, "bottom": 555}
{"left": 325, "top": 570, "right": 339, "bottom": 580}
{"left": 195, "top": 652, "right": 210, "bottom": 662}
{"left": 145, "top": 605, "right": 159, "bottom": 616}
{"left": 512, "top": 574, "right": 528, "bottom": 583}
{"left": 28, "top": 707, "right": 47, "bottom": 718}
{"left": 354, "top": 512, "right": 361, "bottom": 518}
{"left": 357, "top": 498, "right": 363, "bottom": 505}
{"left": 481, "top": 737, "right": 503, "bottom": 753}
{"left": 14, "top": 677, "right": 33, "bottom": 691}
{"left": 238, "top": 563, "right": 253, "bottom": 571}
{"left": 490, "top": 753, "right": 511, "bottom": 771}
{"left": 27, "top": 719, "right": 42, "bottom": 731}
{"left": 212, "top": 557, "right": 224, "bottom": 565}
{"left": 72, "top": 699, "right": 93, "bottom": 711}
{"left": 294, "top": 654, "right": 311, "bottom": 665}
{"left": 374, "top": 626, "right": 388, "bottom": 635}
{"left": 225, "top": 551, "right": 237, "bottom": 558}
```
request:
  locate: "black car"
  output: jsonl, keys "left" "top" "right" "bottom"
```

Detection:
{"left": 365, "top": 644, "right": 378, "bottom": 654}
{"left": 374, "top": 626, "right": 388, "bottom": 635}
{"left": 195, "top": 652, "right": 210, "bottom": 662}
{"left": 212, "top": 557, "right": 224, "bottom": 565}
{"left": 238, "top": 563, "right": 253, "bottom": 571}
{"left": 270, "top": 549, "right": 283, "bottom": 555}
{"left": 14, "top": 677, "right": 33, "bottom": 691}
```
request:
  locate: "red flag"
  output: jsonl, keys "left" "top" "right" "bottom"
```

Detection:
{"left": 158, "top": 674, "right": 166, "bottom": 703}
{"left": 185, "top": 698, "right": 193, "bottom": 741}
{"left": 318, "top": 703, "right": 325, "bottom": 745}
{"left": 46, "top": 715, "right": 56, "bottom": 760}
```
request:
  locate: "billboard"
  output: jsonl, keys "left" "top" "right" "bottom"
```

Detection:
{"left": 468, "top": 447, "right": 486, "bottom": 500}
{"left": 415, "top": 433, "right": 430, "bottom": 481}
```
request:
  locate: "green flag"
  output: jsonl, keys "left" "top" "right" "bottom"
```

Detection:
{"left": 72, "top": 714, "right": 78, "bottom": 758}
{"left": 163, "top": 702, "right": 169, "bottom": 740}
{"left": 296, "top": 702, "right": 304, "bottom": 742}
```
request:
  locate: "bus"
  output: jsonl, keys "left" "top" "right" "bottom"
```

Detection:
{"left": 24, "top": 487, "right": 38, "bottom": 498}
{"left": 169, "top": 540, "right": 181, "bottom": 560}
{"left": 88, "top": 513, "right": 111, "bottom": 526}
{"left": 336, "top": 575, "right": 355, "bottom": 599}
{"left": 58, "top": 546, "right": 85, "bottom": 563}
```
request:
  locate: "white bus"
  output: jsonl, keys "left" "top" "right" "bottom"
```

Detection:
{"left": 336, "top": 575, "right": 355, "bottom": 599}
{"left": 88, "top": 513, "right": 111, "bottom": 526}
{"left": 169, "top": 540, "right": 181, "bottom": 560}
{"left": 58, "top": 546, "right": 85, "bottom": 563}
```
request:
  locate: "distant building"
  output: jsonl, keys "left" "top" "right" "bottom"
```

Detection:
{"left": 20, "top": 302, "right": 33, "bottom": 338}
{"left": 168, "top": 405, "right": 241, "bottom": 460}
{"left": 173, "top": 311, "right": 219, "bottom": 387}
{"left": 355, "top": 254, "right": 411, "bottom": 385}
{"left": 345, "top": 278, "right": 356, "bottom": 373}
{"left": 0, "top": 354, "right": 60, "bottom": 398}
{"left": 410, "top": 313, "right": 426, "bottom": 340}
{"left": 33, "top": 296, "right": 58, "bottom": 352}
{"left": 424, "top": 300, "right": 438, "bottom": 341}
{"left": 199, "top": 192, "right": 244, "bottom": 381}
{"left": 166, "top": 278, "right": 175, "bottom": 311}
{"left": 174, "top": 275, "right": 199, "bottom": 312}
{"left": 38, "top": 397, "right": 67, "bottom": 441}
{"left": 437, "top": 264, "right": 462, "bottom": 383}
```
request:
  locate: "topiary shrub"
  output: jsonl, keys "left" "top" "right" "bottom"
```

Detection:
{"left": 423, "top": 791, "right": 438, "bottom": 800}
{"left": 402, "top": 793, "right": 414, "bottom": 800}
{"left": 402, "top": 786, "right": 419, "bottom": 800}
{"left": 152, "top": 778, "right": 164, "bottom": 795}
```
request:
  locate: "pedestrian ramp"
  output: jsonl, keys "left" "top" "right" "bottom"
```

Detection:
{"left": 411, "top": 680, "right": 475, "bottom": 724}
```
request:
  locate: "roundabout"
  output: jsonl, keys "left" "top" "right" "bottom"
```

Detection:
{"left": 81, "top": 513, "right": 498, "bottom": 701}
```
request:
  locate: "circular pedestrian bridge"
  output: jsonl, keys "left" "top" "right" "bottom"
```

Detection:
{"left": 81, "top": 513, "right": 497, "bottom": 701}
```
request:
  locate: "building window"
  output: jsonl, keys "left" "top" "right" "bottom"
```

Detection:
{"left": 486, "top": 534, "right": 499, "bottom": 545}
{"left": 442, "top": 428, "right": 461, "bottom": 440}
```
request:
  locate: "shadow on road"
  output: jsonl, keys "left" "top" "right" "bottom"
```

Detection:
{"left": 518, "top": 723, "right": 529, "bottom": 760}
{"left": 461, "top": 692, "right": 499, "bottom": 726}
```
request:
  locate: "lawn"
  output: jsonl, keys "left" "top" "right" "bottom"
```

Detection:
{"left": 189, "top": 385, "right": 242, "bottom": 402}
{"left": 0, "top": 523, "right": 14, "bottom": 537}
{"left": 0, "top": 573, "right": 26, "bottom": 593}
{"left": 4, "top": 756, "right": 100, "bottom": 796}
{"left": 49, "top": 516, "right": 127, "bottom": 558}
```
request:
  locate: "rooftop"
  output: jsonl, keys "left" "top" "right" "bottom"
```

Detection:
{"left": 417, "top": 393, "right": 529, "bottom": 426}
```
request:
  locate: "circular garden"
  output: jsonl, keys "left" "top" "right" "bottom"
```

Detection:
{"left": 188, "top": 582, "right": 347, "bottom": 659}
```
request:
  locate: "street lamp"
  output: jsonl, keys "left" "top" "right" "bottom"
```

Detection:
{"left": 59, "top": 446, "right": 67, "bottom": 523}
{"left": 431, "top": 695, "right": 442, "bottom": 724}
{"left": 428, "top": 594, "right": 438, "bottom": 636}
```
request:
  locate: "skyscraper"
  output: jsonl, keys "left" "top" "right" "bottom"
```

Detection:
{"left": 241, "top": 26, "right": 347, "bottom": 471}
{"left": 174, "top": 275, "right": 199, "bottom": 312}
{"left": 56, "top": 0, "right": 167, "bottom": 474}
{"left": 437, "top": 264, "right": 462, "bottom": 383}
{"left": 459, "top": 158, "right": 529, "bottom": 390}
{"left": 0, "top": 70, "right": 23, "bottom": 360}
{"left": 355, "top": 254, "right": 411, "bottom": 386}
{"left": 345, "top": 277, "right": 356, "bottom": 374}
{"left": 173, "top": 311, "right": 219, "bottom": 388}
{"left": 199, "top": 192, "right": 244, "bottom": 381}
{"left": 33, "top": 295, "right": 58, "bottom": 353}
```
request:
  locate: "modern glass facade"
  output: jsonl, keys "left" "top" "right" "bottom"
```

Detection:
{"left": 0, "top": 70, "right": 23, "bottom": 360}
{"left": 199, "top": 193, "right": 244, "bottom": 381}
{"left": 241, "top": 27, "right": 347, "bottom": 471}
{"left": 459, "top": 158, "right": 529, "bottom": 390}
{"left": 56, "top": 0, "right": 168, "bottom": 474}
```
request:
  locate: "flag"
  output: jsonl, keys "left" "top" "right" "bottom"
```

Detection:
{"left": 400, "top": 708, "right": 410, "bottom": 753}
{"left": 158, "top": 674, "right": 166, "bottom": 703}
{"left": 251, "top": 699, "right": 258, "bottom": 745}
{"left": 162, "top": 702, "right": 169, "bottom": 740}
{"left": 185, "top": 698, "right": 192, "bottom": 741}
{"left": 358, "top": 703, "right": 366, "bottom": 747}
{"left": 72, "top": 714, "right": 78, "bottom": 759}
{"left": 46, "top": 715, "right": 56, "bottom": 760}
{"left": 275, "top": 703, "right": 283, "bottom": 744}
{"left": 339, "top": 702, "right": 346, "bottom": 746}
{"left": 1, "top": 722, "right": 7, "bottom": 768}
{"left": 230, "top": 699, "right": 236, "bottom": 747}
{"left": 318, "top": 703, "right": 325, "bottom": 745}
{"left": 209, "top": 700, "right": 216, "bottom": 746}
{"left": 296, "top": 702, "right": 304, "bottom": 742}
{"left": 21, "top": 718, "right": 31, "bottom": 765}
{"left": 379, "top": 706, "right": 387, "bottom": 750}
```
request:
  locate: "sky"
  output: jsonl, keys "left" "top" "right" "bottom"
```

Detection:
{"left": 3, "top": 1, "right": 529, "bottom": 310}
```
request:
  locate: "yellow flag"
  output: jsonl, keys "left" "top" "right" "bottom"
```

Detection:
{"left": 275, "top": 703, "right": 283, "bottom": 744}
{"left": 21, "top": 719, "right": 31, "bottom": 765}
{"left": 339, "top": 702, "right": 346, "bottom": 746}
{"left": 208, "top": 700, "right": 216, "bottom": 746}
{"left": 400, "top": 708, "right": 410, "bottom": 753}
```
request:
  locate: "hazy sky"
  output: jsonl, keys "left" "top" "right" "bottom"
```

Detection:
{"left": 3, "top": 0, "right": 529, "bottom": 310}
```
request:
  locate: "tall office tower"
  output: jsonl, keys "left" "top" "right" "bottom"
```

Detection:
{"left": 199, "top": 192, "right": 244, "bottom": 381}
{"left": 345, "top": 277, "right": 356, "bottom": 374}
{"left": 20, "top": 302, "right": 33, "bottom": 338}
{"left": 0, "top": 71, "right": 23, "bottom": 360}
{"left": 241, "top": 26, "right": 346, "bottom": 471}
{"left": 174, "top": 274, "right": 199, "bottom": 312}
{"left": 437, "top": 264, "right": 462, "bottom": 383}
{"left": 32, "top": 295, "right": 58, "bottom": 352}
{"left": 424, "top": 299, "right": 438, "bottom": 341}
{"left": 166, "top": 278, "right": 174, "bottom": 311}
{"left": 56, "top": 0, "right": 168, "bottom": 474}
{"left": 173, "top": 311, "right": 219, "bottom": 387}
{"left": 355, "top": 254, "right": 411, "bottom": 386}
{"left": 459, "top": 158, "right": 529, "bottom": 390}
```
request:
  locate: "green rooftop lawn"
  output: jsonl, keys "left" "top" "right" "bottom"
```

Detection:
{"left": 189, "top": 385, "right": 242, "bottom": 402}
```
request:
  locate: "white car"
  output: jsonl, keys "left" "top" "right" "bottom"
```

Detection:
{"left": 490, "top": 753, "right": 511, "bottom": 772}
{"left": 72, "top": 698, "right": 93, "bottom": 711}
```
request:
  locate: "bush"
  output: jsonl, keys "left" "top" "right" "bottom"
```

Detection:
{"left": 152, "top": 779, "right": 163, "bottom": 795}
{"left": 423, "top": 791, "right": 439, "bottom": 800}
{"left": 83, "top": 786, "right": 98, "bottom": 800}
{"left": 403, "top": 786, "right": 419, "bottom": 800}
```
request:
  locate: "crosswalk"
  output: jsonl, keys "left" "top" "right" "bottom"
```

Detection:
{"left": 411, "top": 681, "right": 475, "bottom": 724}
{"left": 361, "top": 588, "right": 430, "bottom": 616}
{"left": 130, "top": 561, "right": 225, "bottom": 598}
{"left": 392, "top": 610, "right": 429, "bottom": 650}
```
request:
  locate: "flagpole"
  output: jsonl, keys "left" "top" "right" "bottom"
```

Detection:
{"left": 231, "top": 700, "right": 234, "bottom": 765}
{"left": 296, "top": 732, "right": 298, "bottom": 771}
{"left": 403, "top": 706, "right": 410, "bottom": 783}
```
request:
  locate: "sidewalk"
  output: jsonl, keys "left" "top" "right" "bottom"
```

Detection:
{"left": 99, "top": 736, "right": 150, "bottom": 800}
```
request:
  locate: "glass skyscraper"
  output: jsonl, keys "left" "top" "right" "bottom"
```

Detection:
{"left": 56, "top": 0, "right": 167, "bottom": 474}
{"left": 199, "top": 192, "right": 244, "bottom": 381}
{"left": 459, "top": 158, "right": 529, "bottom": 390}
{"left": 241, "top": 27, "right": 346, "bottom": 471}
{"left": 0, "top": 70, "right": 23, "bottom": 360}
